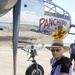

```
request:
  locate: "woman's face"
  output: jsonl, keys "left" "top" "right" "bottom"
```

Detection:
{"left": 51, "top": 47, "right": 63, "bottom": 60}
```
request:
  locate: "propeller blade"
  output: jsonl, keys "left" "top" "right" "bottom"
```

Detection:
{"left": 13, "top": 0, "right": 21, "bottom": 75}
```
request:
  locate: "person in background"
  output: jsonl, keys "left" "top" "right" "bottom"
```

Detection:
{"left": 70, "top": 39, "right": 75, "bottom": 71}
{"left": 46, "top": 39, "right": 72, "bottom": 75}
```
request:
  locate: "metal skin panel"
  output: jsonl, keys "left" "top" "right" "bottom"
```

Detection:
{"left": 0, "top": 0, "right": 18, "bottom": 16}
{"left": 18, "top": 0, "right": 71, "bottom": 45}
{"left": 18, "top": 17, "right": 70, "bottom": 45}
{"left": 19, "top": 0, "right": 71, "bottom": 44}
{"left": 0, "top": 0, "right": 71, "bottom": 45}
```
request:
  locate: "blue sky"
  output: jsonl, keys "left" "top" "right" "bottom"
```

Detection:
{"left": 0, "top": 0, "right": 75, "bottom": 43}
{"left": 53, "top": 0, "right": 75, "bottom": 12}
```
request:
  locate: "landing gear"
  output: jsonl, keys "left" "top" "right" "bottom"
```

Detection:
{"left": 25, "top": 64, "right": 44, "bottom": 75}
{"left": 21, "top": 46, "right": 44, "bottom": 75}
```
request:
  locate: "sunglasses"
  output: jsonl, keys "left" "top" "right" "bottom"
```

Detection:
{"left": 51, "top": 49, "right": 61, "bottom": 52}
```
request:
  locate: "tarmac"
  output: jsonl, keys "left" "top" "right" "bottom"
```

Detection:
{"left": 0, "top": 45, "right": 75, "bottom": 75}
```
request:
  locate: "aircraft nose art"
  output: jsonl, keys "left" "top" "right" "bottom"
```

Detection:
{"left": 0, "top": 0, "right": 18, "bottom": 16}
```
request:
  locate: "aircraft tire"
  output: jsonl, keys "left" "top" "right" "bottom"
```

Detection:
{"left": 25, "top": 64, "right": 44, "bottom": 75}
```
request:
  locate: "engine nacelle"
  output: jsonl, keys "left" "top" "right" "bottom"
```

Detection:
{"left": 0, "top": 0, "right": 18, "bottom": 16}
